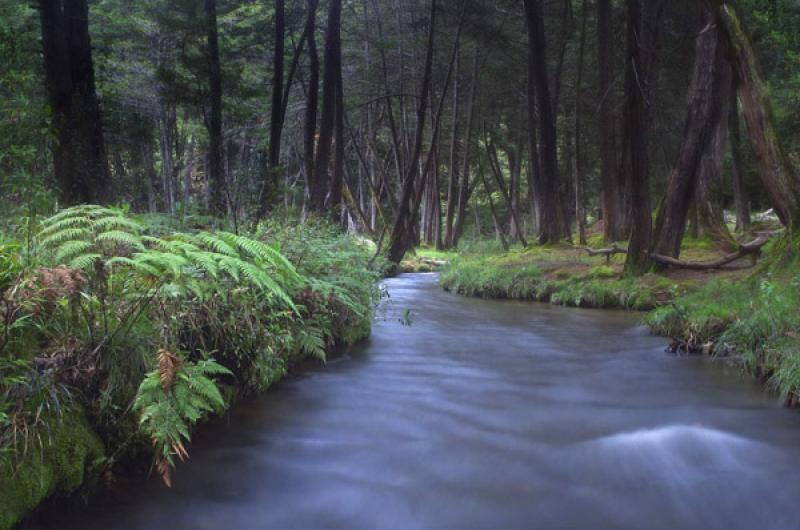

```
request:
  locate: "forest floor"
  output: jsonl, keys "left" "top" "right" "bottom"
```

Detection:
{"left": 415, "top": 229, "right": 800, "bottom": 408}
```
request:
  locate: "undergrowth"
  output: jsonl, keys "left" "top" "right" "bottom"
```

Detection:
{"left": 0, "top": 206, "right": 381, "bottom": 528}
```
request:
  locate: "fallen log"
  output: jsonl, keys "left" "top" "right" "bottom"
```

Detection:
{"left": 650, "top": 235, "right": 770, "bottom": 270}
{"left": 581, "top": 245, "right": 628, "bottom": 264}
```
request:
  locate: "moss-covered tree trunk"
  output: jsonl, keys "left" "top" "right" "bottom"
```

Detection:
{"left": 713, "top": 1, "right": 800, "bottom": 234}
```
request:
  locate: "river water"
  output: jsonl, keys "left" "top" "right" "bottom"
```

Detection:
{"left": 34, "top": 274, "right": 800, "bottom": 529}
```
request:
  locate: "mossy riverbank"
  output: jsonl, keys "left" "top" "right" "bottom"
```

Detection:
{"left": 430, "top": 237, "right": 800, "bottom": 406}
{"left": 0, "top": 211, "right": 380, "bottom": 529}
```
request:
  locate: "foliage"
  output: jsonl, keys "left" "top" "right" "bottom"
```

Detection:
{"left": 134, "top": 350, "right": 230, "bottom": 486}
{"left": 0, "top": 206, "right": 379, "bottom": 520}
{"left": 646, "top": 265, "right": 800, "bottom": 404}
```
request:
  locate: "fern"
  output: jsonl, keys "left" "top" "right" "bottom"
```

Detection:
{"left": 134, "top": 352, "right": 231, "bottom": 487}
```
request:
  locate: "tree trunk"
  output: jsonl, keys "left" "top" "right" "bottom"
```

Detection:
{"left": 651, "top": 8, "right": 725, "bottom": 262}
{"left": 696, "top": 59, "right": 737, "bottom": 251}
{"left": 713, "top": 1, "right": 800, "bottom": 233}
{"left": 452, "top": 51, "right": 480, "bottom": 248}
{"left": 329, "top": 25, "right": 345, "bottom": 221}
{"left": 386, "top": 0, "right": 437, "bottom": 264}
{"left": 444, "top": 47, "right": 461, "bottom": 249}
{"left": 622, "top": 0, "right": 652, "bottom": 275}
{"left": 303, "top": 0, "right": 320, "bottom": 210}
{"left": 596, "top": 0, "right": 623, "bottom": 241}
{"left": 729, "top": 72, "right": 750, "bottom": 232}
{"left": 259, "top": 0, "right": 285, "bottom": 214}
{"left": 39, "top": 0, "right": 109, "bottom": 205}
{"left": 523, "top": 0, "right": 570, "bottom": 244}
{"left": 311, "top": 0, "right": 342, "bottom": 212}
{"left": 204, "top": 0, "right": 226, "bottom": 217}
{"left": 573, "top": 0, "right": 588, "bottom": 245}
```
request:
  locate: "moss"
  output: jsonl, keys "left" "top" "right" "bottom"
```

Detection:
{"left": 0, "top": 408, "right": 105, "bottom": 530}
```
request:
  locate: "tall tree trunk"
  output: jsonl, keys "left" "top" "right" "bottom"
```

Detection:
{"left": 452, "top": 50, "right": 479, "bottom": 248}
{"left": 386, "top": 0, "right": 437, "bottom": 264}
{"left": 39, "top": 0, "right": 109, "bottom": 205}
{"left": 729, "top": 72, "right": 750, "bottom": 232}
{"left": 596, "top": 0, "right": 622, "bottom": 241}
{"left": 523, "top": 0, "right": 569, "bottom": 244}
{"left": 573, "top": 0, "right": 588, "bottom": 246}
{"left": 311, "top": 0, "right": 342, "bottom": 212}
{"left": 204, "top": 0, "right": 226, "bottom": 216}
{"left": 651, "top": 8, "right": 725, "bottom": 262}
{"left": 712, "top": 1, "right": 800, "bottom": 234}
{"left": 259, "top": 0, "right": 285, "bottom": 214}
{"left": 444, "top": 47, "right": 461, "bottom": 249}
{"left": 696, "top": 58, "right": 736, "bottom": 250}
{"left": 486, "top": 129, "right": 527, "bottom": 247}
{"left": 329, "top": 25, "right": 345, "bottom": 220}
{"left": 303, "top": 0, "right": 320, "bottom": 210}
{"left": 622, "top": 0, "right": 652, "bottom": 275}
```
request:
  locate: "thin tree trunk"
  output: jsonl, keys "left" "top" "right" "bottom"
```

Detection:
{"left": 261, "top": 0, "right": 285, "bottom": 213}
{"left": 480, "top": 170, "right": 509, "bottom": 252}
{"left": 310, "top": 0, "right": 341, "bottom": 212}
{"left": 729, "top": 72, "right": 750, "bottom": 232}
{"left": 444, "top": 47, "right": 461, "bottom": 249}
{"left": 204, "top": 0, "right": 226, "bottom": 216}
{"left": 386, "top": 0, "right": 438, "bottom": 263}
{"left": 596, "top": 0, "right": 622, "bottom": 241}
{"left": 573, "top": 0, "right": 588, "bottom": 245}
{"left": 486, "top": 128, "right": 527, "bottom": 247}
{"left": 303, "top": 0, "right": 319, "bottom": 210}
{"left": 453, "top": 51, "right": 480, "bottom": 248}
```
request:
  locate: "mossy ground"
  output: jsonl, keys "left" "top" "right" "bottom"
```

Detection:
{"left": 0, "top": 409, "right": 104, "bottom": 530}
{"left": 399, "top": 247, "right": 458, "bottom": 273}
{"left": 438, "top": 237, "right": 750, "bottom": 310}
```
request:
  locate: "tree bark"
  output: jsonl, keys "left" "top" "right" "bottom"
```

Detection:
{"left": 204, "top": 0, "right": 226, "bottom": 216}
{"left": 452, "top": 50, "right": 480, "bottom": 248}
{"left": 573, "top": 0, "right": 588, "bottom": 245}
{"left": 39, "top": 0, "right": 110, "bottom": 205}
{"left": 622, "top": 0, "right": 652, "bottom": 275}
{"left": 713, "top": 1, "right": 800, "bottom": 233}
{"left": 444, "top": 47, "right": 461, "bottom": 249}
{"left": 386, "top": 0, "right": 437, "bottom": 263}
{"left": 258, "top": 0, "right": 285, "bottom": 214}
{"left": 729, "top": 72, "right": 750, "bottom": 232}
{"left": 523, "top": 0, "right": 570, "bottom": 244}
{"left": 696, "top": 58, "right": 737, "bottom": 250}
{"left": 303, "top": 0, "right": 320, "bottom": 210}
{"left": 651, "top": 8, "right": 725, "bottom": 262}
{"left": 310, "top": 0, "right": 342, "bottom": 212}
{"left": 596, "top": 0, "right": 623, "bottom": 241}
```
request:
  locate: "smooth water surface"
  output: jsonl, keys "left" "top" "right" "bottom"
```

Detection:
{"left": 34, "top": 274, "right": 800, "bottom": 529}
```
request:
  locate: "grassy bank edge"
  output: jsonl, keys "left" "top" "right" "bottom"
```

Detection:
{"left": 436, "top": 245, "right": 800, "bottom": 407}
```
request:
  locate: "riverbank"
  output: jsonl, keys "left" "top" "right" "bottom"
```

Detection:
{"left": 0, "top": 210, "right": 381, "bottom": 529}
{"left": 432, "top": 237, "right": 800, "bottom": 406}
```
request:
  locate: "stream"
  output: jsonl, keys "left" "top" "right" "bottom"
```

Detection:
{"left": 33, "top": 273, "right": 800, "bottom": 529}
